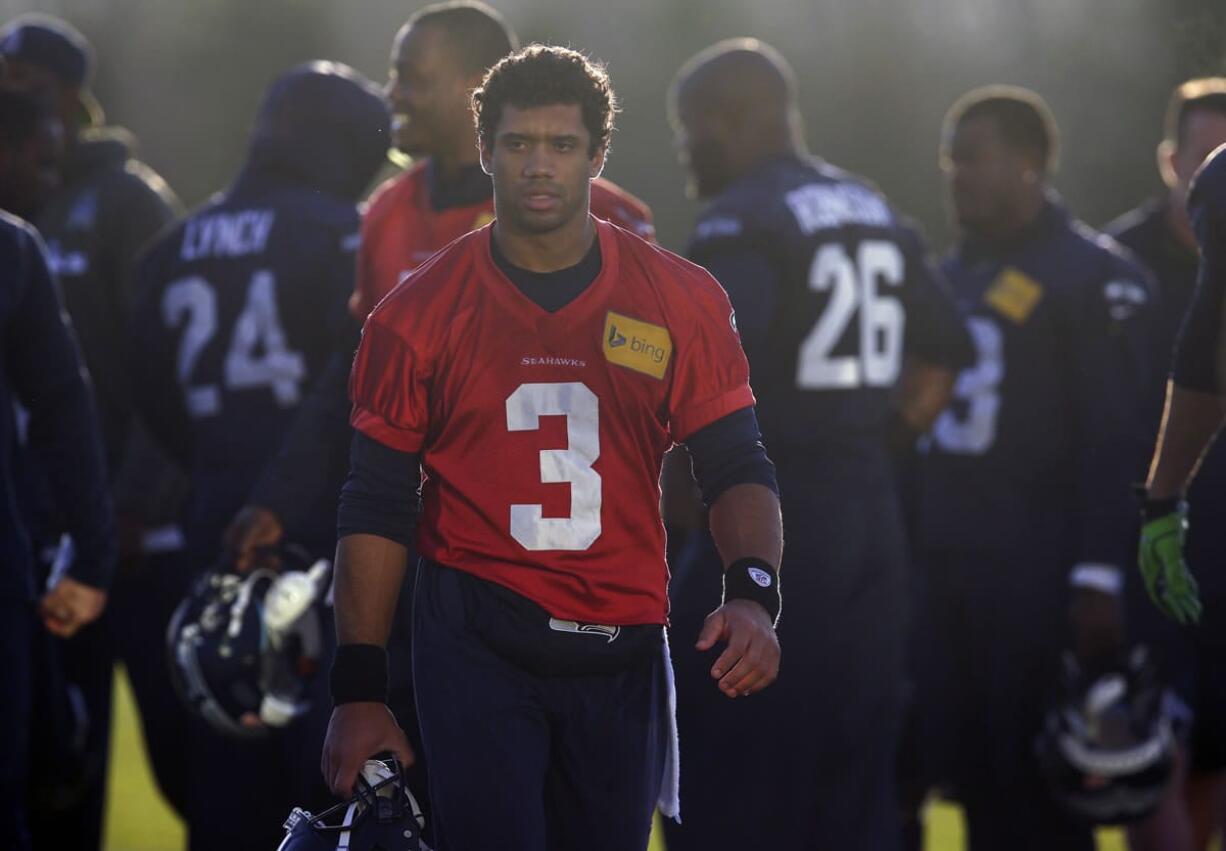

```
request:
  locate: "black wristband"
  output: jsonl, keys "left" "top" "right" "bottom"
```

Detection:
{"left": 329, "top": 643, "right": 389, "bottom": 706}
{"left": 722, "top": 558, "right": 781, "bottom": 626}
{"left": 1133, "top": 484, "right": 1186, "bottom": 523}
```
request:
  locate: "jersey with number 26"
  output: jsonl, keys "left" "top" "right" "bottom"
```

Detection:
{"left": 687, "top": 156, "right": 971, "bottom": 457}
{"left": 350, "top": 219, "right": 754, "bottom": 625}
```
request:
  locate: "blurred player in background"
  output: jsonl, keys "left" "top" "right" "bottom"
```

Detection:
{"left": 916, "top": 86, "right": 1153, "bottom": 850}
{"left": 0, "top": 15, "right": 184, "bottom": 848}
{"left": 128, "top": 62, "right": 389, "bottom": 850}
{"left": 1108, "top": 78, "right": 1226, "bottom": 851}
{"left": 222, "top": 0, "right": 657, "bottom": 813}
{"left": 0, "top": 82, "right": 60, "bottom": 221}
{"left": 323, "top": 44, "right": 782, "bottom": 851}
{"left": 1140, "top": 138, "right": 1226, "bottom": 850}
{"left": 663, "top": 39, "right": 972, "bottom": 851}
{"left": 0, "top": 86, "right": 116, "bottom": 851}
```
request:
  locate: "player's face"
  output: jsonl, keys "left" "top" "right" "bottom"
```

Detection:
{"left": 385, "top": 24, "right": 477, "bottom": 157}
{"left": 483, "top": 103, "right": 604, "bottom": 236}
{"left": 673, "top": 89, "right": 733, "bottom": 199}
{"left": 2, "top": 59, "right": 77, "bottom": 131}
{"left": 943, "top": 115, "right": 1034, "bottom": 235}
{"left": 0, "top": 116, "right": 63, "bottom": 220}
{"left": 1171, "top": 110, "right": 1226, "bottom": 200}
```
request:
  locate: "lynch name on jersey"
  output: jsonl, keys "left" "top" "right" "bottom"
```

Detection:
{"left": 180, "top": 209, "right": 276, "bottom": 261}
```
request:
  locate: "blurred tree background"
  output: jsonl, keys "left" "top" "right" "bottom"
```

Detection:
{"left": 5, "top": 0, "right": 1226, "bottom": 252}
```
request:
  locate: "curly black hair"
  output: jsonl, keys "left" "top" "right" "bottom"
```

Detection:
{"left": 472, "top": 44, "right": 617, "bottom": 157}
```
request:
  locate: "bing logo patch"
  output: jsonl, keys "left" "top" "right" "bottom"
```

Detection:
{"left": 602, "top": 311, "right": 672, "bottom": 379}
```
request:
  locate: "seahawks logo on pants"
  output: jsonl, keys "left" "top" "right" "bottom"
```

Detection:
{"left": 548, "top": 618, "right": 621, "bottom": 644}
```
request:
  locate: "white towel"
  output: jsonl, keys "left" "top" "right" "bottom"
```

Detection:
{"left": 657, "top": 629, "right": 681, "bottom": 822}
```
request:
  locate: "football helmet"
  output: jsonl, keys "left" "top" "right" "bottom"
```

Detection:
{"left": 1036, "top": 646, "right": 1180, "bottom": 824}
{"left": 278, "top": 756, "right": 427, "bottom": 851}
{"left": 167, "top": 544, "right": 331, "bottom": 738}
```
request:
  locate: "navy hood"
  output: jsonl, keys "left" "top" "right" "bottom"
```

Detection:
{"left": 244, "top": 61, "right": 390, "bottom": 201}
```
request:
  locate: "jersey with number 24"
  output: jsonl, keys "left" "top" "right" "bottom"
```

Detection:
{"left": 350, "top": 219, "right": 754, "bottom": 625}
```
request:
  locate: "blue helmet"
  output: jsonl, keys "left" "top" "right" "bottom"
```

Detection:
{"left": 166, "top": 544, "right": 331, "bottom": 738}
{"left": 278, "top": 757, "right": 427, "bottom": 851}
{"left": 1035, "top": 646, "right": 1181, "bottom": 825}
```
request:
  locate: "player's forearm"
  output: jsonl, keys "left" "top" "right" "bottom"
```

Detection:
{"left": 708, "top": 483, "right": 783, "bottom": 569}
{"left": 1146, "top": 381, "right": 1226, "bottom": 499}
{"left": 332, "top": 534, "right": 408, "bottom": 646}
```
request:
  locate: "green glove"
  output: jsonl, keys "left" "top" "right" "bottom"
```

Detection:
{"left": 1138, "top": 503, "right": 1202, "bottom": 624}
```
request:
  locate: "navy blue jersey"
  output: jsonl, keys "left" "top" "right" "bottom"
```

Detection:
{"left": 130, "top": 178, "right": 359, "bottom": 555}
{"left": 687, "top": 155, "right": 973, "bottom": 462}
{"left": 0, "top": 213, "right": 114, "bottom": 597}
{"left": 1109, "top": 200, "right": 1226, "bottom": 508}
{"left": 1175, "top": 143, "right": 1226, "bottom": 394}
{"left": 920, "top": 200, "right": 1153, "bottom": 568}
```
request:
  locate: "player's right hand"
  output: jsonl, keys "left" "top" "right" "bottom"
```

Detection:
{"left": 223, "top": 505, "right": 284, "bottom": 572}
{"left": 321, "top": 702, "right": 414, "bottom": 798}
{"left": 1138, "top": 506, "right": 1202, "bottom": 624}
{"left": 40, "top": 576, "right": 108, "bottom": 638}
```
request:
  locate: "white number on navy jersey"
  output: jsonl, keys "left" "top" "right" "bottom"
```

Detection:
{"left": 931, "top": 316, "right": 1004, "bottom": 454}
{"left": 161, "top": 271, "right": 305, "bottom": 418}
{"left": 162, "top": 276, "right": 221, "bottom": 417}
{"left": 796, "top": 240, "right": 905, "bottom": 389}
{"left": 505, "top": 382, "right": 602, "bottom": 551}
{"left": 224, "top": 270, "right": 306, "bottom": 406}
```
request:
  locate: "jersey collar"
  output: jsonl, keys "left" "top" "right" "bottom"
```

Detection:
{"left": 476, "top": 216, "right": 620, "bottom": 330}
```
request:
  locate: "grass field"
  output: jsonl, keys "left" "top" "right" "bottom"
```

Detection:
{"left": 103, "top": 667, "right": 1128, "bottom": 851}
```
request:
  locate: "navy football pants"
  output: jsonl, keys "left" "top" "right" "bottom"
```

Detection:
{"left": 664, "top": 457, "right": 908, "bottom": 851}
{"left": 1128, "top": 504, "right": 1226, "bottom": 775}
{"left": 111, "top": 550, "right": 195, "bottom": 816}
{"left": 1, "top": 601, "right": 33, "bottom": 851}
{"left": 914, "top": 546, "right": 1093, "bottom": 851}
{"left": 28, "top": 605, "right": 112, "bottom": 851}
{"left": 412, "top": 560, "right": 667, "bottom": 851}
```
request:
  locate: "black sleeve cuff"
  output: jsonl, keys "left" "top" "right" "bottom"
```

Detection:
{"left": 336, "top": 431, "right": 421, "bottom": 546}
{"left": 683, "top": 407, "right": 779, "bottom": 507}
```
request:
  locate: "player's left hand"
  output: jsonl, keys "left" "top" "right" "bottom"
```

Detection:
{"left": 1139, "top": 508, "right": 1202, "bottom": 624}
{"left": 695, "top": 599, "right": 780, "bottom": 699}
{"left": 40, "top": 576, "right": 108, "bottom": 638}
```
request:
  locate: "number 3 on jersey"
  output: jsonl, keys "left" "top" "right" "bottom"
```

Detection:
{"left": 506, "top": 382, "right": 602, "bottom": 552}
{"left": 931, "top": 316, "right": 1004, "bottom": 454}
{"left": 796, "top": 240, "right": 905, "bottom": 389}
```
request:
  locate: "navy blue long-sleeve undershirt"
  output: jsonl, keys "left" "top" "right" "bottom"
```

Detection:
{"left": 0, "top": 213, "right": 115, "bottom": 597}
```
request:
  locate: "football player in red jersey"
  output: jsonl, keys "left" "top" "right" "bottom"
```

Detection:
{"left": 322, "top": 45, "right": 783, "bottom": 850}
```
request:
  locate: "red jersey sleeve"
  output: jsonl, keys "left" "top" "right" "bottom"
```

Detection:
{"left": 349, "top": 316, "right": 432, "bottom": 453}
{"left": 591, "top": 178, "right": 656, "bottom": 242}
{"left": 667, "top": 268, "right": 756, "bottom": 441}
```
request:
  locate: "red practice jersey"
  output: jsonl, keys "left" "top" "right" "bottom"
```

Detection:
{"left": 350, "top": 161, "right": 655, "bottom": 318}
{"left": 350, "top": 219, "right": 753, "bottom": 625}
